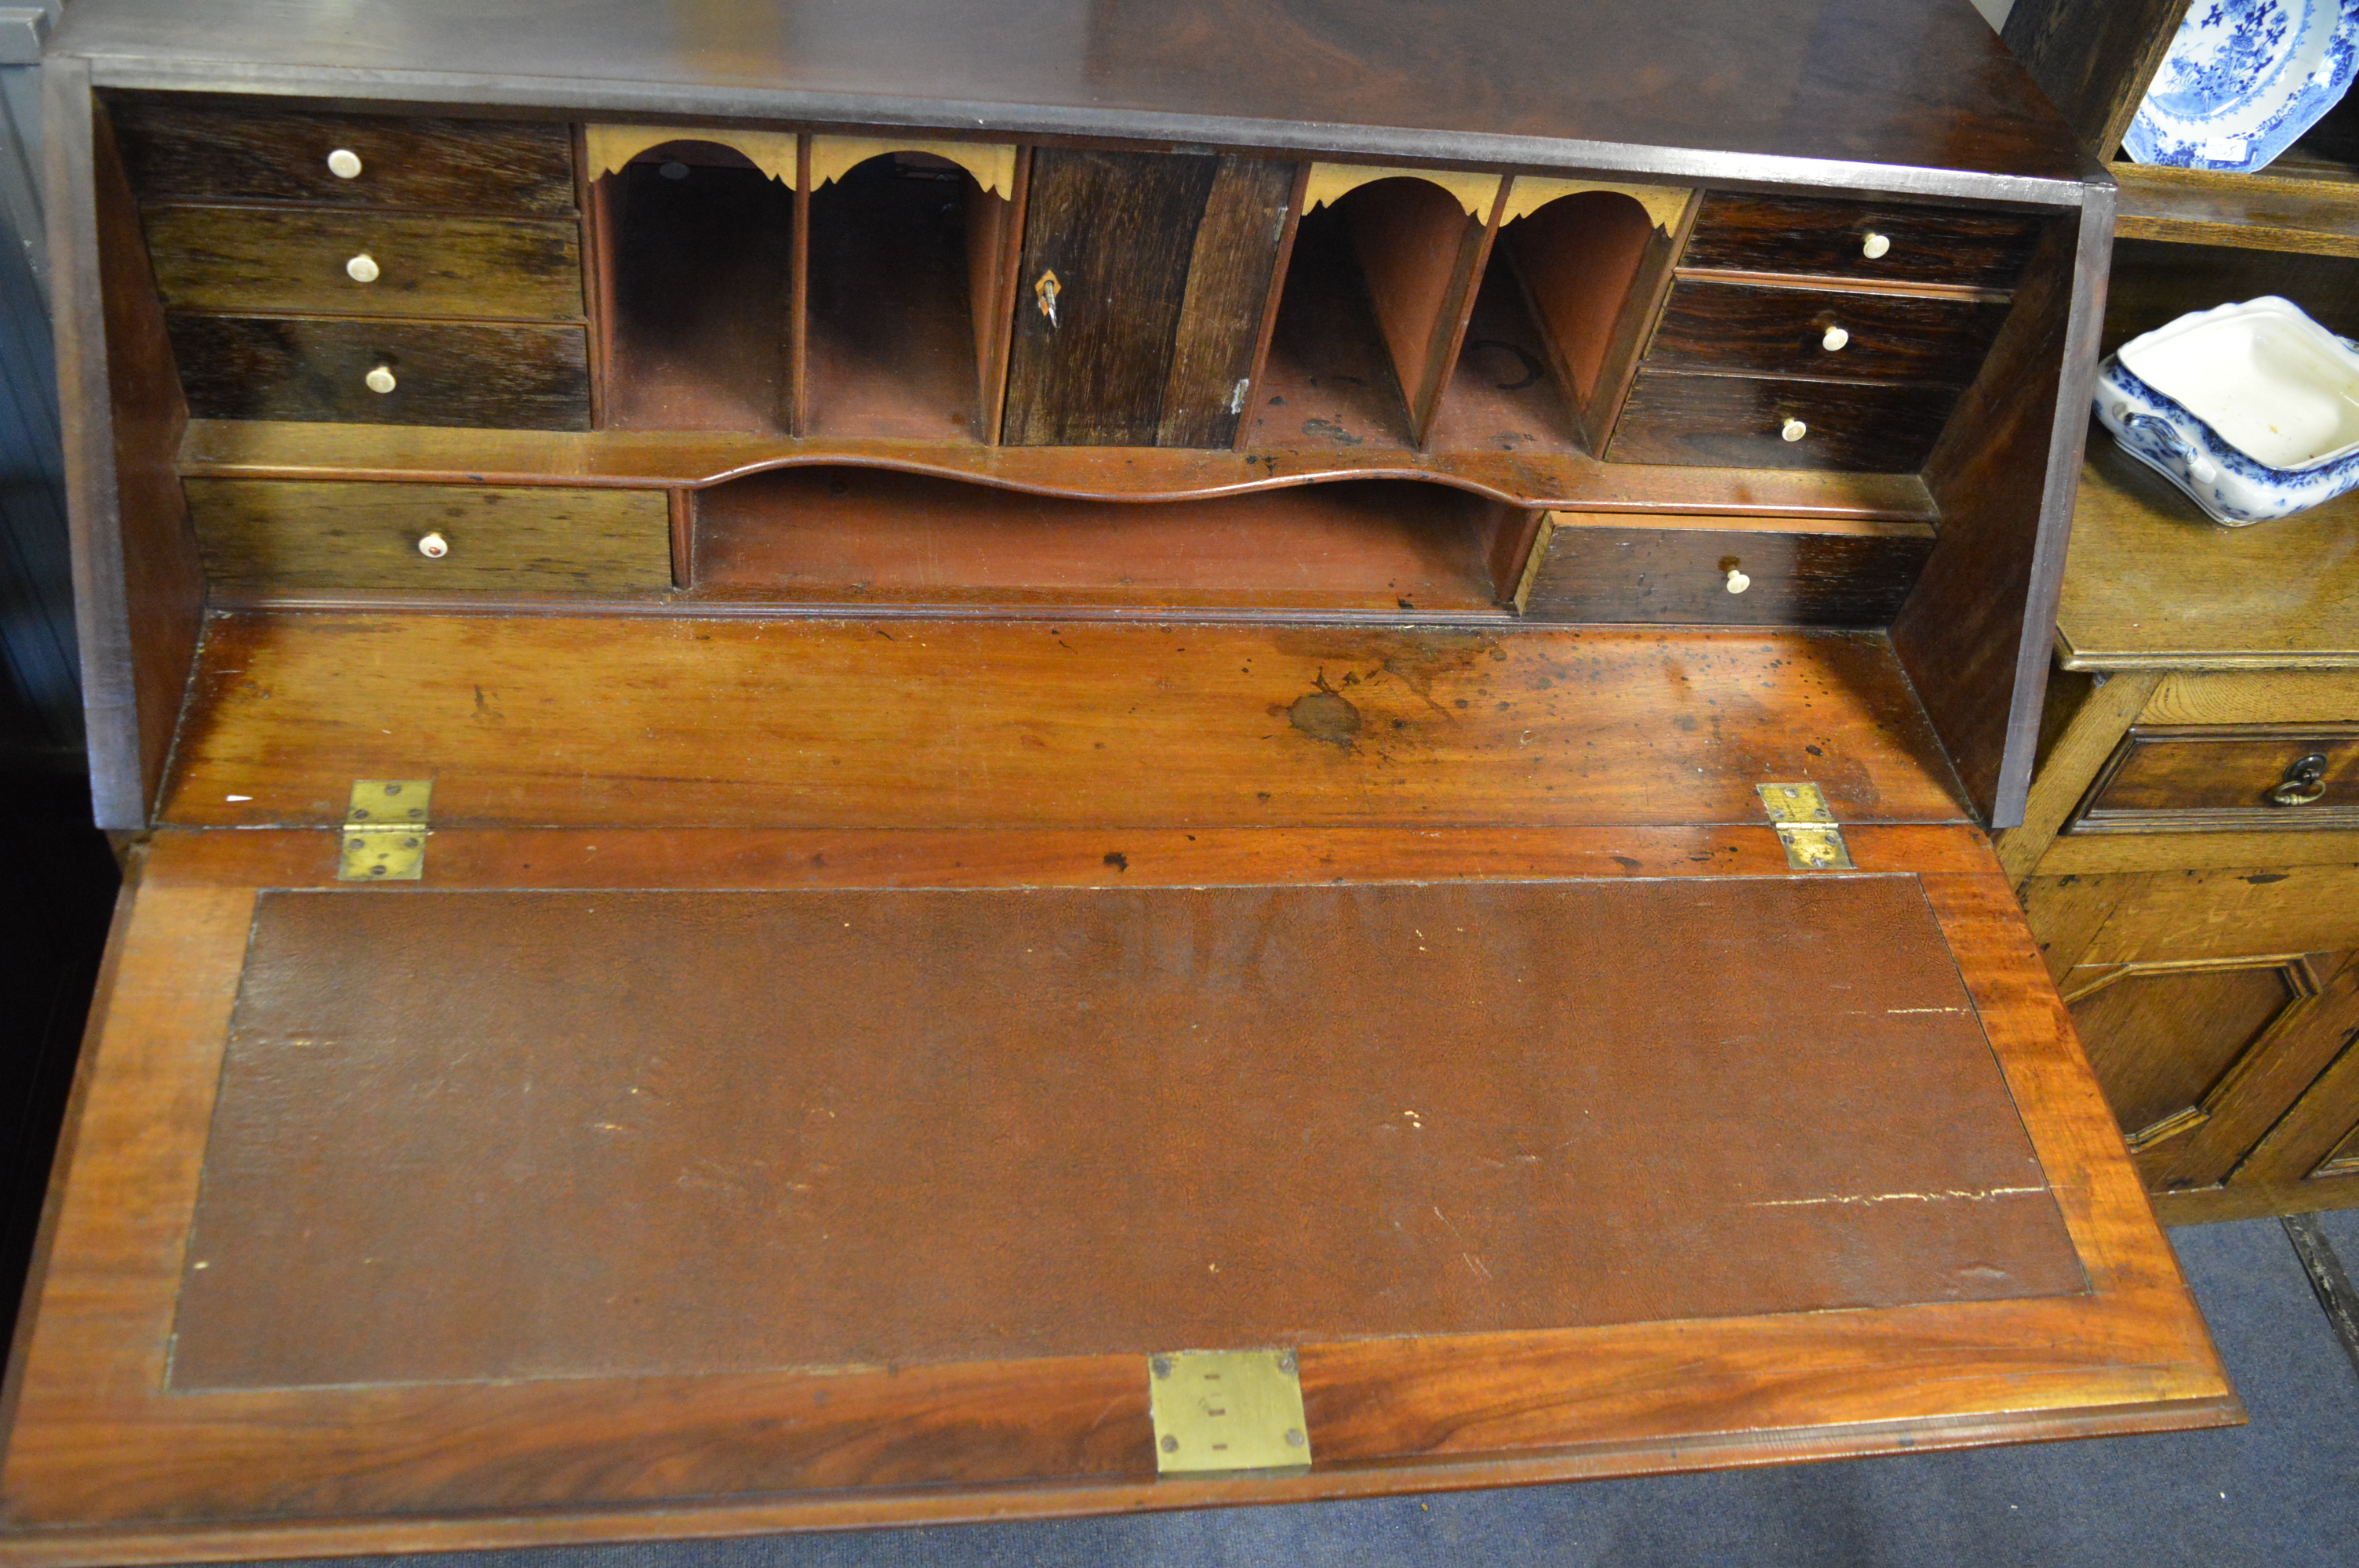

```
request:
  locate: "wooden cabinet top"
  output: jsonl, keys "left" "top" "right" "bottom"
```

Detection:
{"left": 49, "top": 0, "right": 2095, "bottom": 192}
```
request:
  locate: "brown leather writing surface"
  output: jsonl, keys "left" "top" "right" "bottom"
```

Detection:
{"left": 173, "top": 876, "right": 2082, "bottom": 1391}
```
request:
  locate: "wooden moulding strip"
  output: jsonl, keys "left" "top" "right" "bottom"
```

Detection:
{"left": 582, "top": 124, "right": 799, "bottom": 185}
{"left": 807, "top": 136, "right": 1016, "bottom": 198}
{"left": 1305, "top": 162, "right": 1499, "bottom": 220}
{"left": 175, "top": 421, "right": 1945, "bottom": 522}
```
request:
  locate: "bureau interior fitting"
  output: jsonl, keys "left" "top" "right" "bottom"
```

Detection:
{"left": 123, "top": 99, "right": 2044, "bottom": 625}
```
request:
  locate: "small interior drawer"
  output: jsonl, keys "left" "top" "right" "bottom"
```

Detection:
{"left": 2068, "top": 725, "right": 2359, "bottom": 833}
{"left": 111, "top": 100, "right": 578, "bottom": 215}
{"left": 1645, "top": 278, "right": 2010, "bottom": 383}
{"left": 144, "top": 207, "right": 584, "bottom": 320}
{"left": 1518, "top": 514, "right": 1936, "bottom": 626}
{"left": 185, "top": 479, "right": 673, "bottom": 595}
{"left": 1681, "top": 194, "right": 2041, "bottom": 289}
{"left": 165, "top": 315, "right": 591, "bottom": 430}
{"left": 1606, "top": 368, "right": 1959, "bottom": 472}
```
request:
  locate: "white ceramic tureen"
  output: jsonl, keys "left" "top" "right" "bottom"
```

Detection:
{"left": 2094, "top": 296, "right": 2359, "bottom": 526}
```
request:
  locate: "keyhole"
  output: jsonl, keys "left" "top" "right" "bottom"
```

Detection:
{"left": 1035, "top": 270, "right": 1061, "bottom": 327}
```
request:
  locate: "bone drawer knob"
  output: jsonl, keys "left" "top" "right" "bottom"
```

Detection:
{"left": 1781, "top": 418, "right": 1808, "bottom": 442}
{"left": 346, "top": 252, "right": 380, "bottom": 283}
{"left": 364, "top": 365, "right": 398, "bottom": 395}
{"left": 326, "top": 148, "right": 363, "bottom": 179}
{"left": 1860, "top": 232, "right": 1891, "bottom": 259}
{"left": 416, "top": 532, "right": 449, "bottom": 559}
{"left": 1725, "top": 567, "right": 1752, "bottom": 594}
{"left": 1821, "top": 325, "right": 1849, "bottom": 352}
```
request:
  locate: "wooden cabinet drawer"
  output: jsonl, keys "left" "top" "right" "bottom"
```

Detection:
{"left": 1682, "top": 194, "right": 2042, "bottom": 289}
{"left": 1518, "top": 515, "right": 1935, "bottom": 627}
{"left": 2069, "top": 725, "right": 2359, "bottom": 833}
{"left": 1606, "top": 369, "right": 1957, "bottom": 472}
{"left": 166, "top": 316, "right": 591, "bottom": 430}
{"left": 1645, "top": 278, "right": 2010, "bottom": 383}
{"left": 145, "top": 207, "right": 583, "bottom": 320}
{"left": 112, "top": 100, "right": 577, "bottom": 216}
{"left": 185, "top": 480, "right": 673, "bottom": 595}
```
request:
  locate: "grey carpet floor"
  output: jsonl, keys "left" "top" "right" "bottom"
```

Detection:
{"left": 268, "top": 1212, "right": 2359, "bottom": 1568}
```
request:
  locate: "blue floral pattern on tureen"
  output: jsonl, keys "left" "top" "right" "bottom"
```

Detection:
{"left": 2126, "top": 0, "right": 2359, "bottom": 172}
{"left": 2095, "top": 300, "right": 2359, "bottom": 527}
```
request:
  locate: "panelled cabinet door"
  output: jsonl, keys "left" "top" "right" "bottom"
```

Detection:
{"left": 1001, "top": 148, "right": 1295, "bottom": 448}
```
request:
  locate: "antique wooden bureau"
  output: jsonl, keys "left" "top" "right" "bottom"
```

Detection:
{"left": 5, "top": 2, "right": 2236, "bottom": 1561}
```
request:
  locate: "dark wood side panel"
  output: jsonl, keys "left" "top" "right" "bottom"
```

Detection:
{"left": 1158, "top": 154, "right": 1298, "bottom": 448}
{"left": 165, "top": 316, "right": 591, "bottom": 430}
{"left": 107, "top": 98, "right": 578, "bottom": 216}
{"left": 49, "top": 67, "right": 205, "bottom": 829}
{"left": 1646, "top": 279, "right": 2012, "bottom": 384}
{"left": 2001, "top": 0, "right": 2194, "bottom": 158}
{"left": 1001, "top": 149, "right": 1218, "bottom": 446}
{"left": 1897, "top": 199, "right": 2105, "bottom": 829}
{"left": 1682, "top": 194, "right": 2045, "bottom": 290}
{"left": 1520, "top": 521, "right": 1935, "bottom": 627}
{"left": 1607, "top": 370, "right": 1959, "bottom": 473}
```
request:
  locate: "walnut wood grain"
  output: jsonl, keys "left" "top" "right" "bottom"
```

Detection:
{"left": 184, "top": 480, "right": 671, "bottom": 595}
{"left": 1999, "top": 0, "right": 2192, "bottom": 159}
{"left": 1992, "top": 668, "right": 2161, "bottom": 883}
{"left": 165, "top": 314, "right": 590, "bottom": 430}
{"left": 1646, "top": 278, "right": 2012, "bottom": 384}
{"left": 175, "top": 419, "right": 1947, "bottom": 519}
{"left": 107, "top": 97, "right": 576, "bottom": 216}
{"left": 154, "top": 616, "right": 1970, "bottom": 830}
{"left": 1681, "top": 195, "right": 2045, "bottom": 292}
{"left": 1607, "top": 371, "right": 1958, "bottom": 473}
{"left": 2058, "top": 438, "right": 2359, "bottom": 670}
{"left": 1518, "top": 519, "right": 1933, "bottom": 627}
{"left": 2071, "top": 726, "right": 2359, "bottom": 833}
{"left": 1001, "top": 149, "right": 1223, "bottom": 446}
{"left": 144, "top": 206, "right": 583, "bottom": 321}
{"left": 0, "top": 826, "right": 2235, "bottom": 1560}
{"left": 1159, "top": 155, "right": 1299, "bottom": 448}
{"left": 2112, "top": 162, "right": 2359, "bottom": 259}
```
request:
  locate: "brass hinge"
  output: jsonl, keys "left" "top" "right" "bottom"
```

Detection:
{"left": 1758, "top": 781, "right": 1853, "bottom": 871}
{"left": 338, "top": 779, "right": 432, "bottom": 881}
{"left": 1148, "top": 1348, "right": 1310, "bottom": 1475}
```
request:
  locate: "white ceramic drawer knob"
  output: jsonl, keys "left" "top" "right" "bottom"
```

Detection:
{"left": 1781, "top": 418, "right": 1808, "bottom": 442}
{"left": 1821, "top": 325, "right": 1850, "bottom": 352}
{"left": 364, "top": 365, "right": 398, "bottom": 395}
{"left": 1861, "top": 231, "right": 1891, "bottom": 260}
{"left": 346, "top": 252, "right": 380, "bottom": 283}
{"left": 1725, "top": 566, "right": 1751, "bottom": 594}
{"left": 326, "top": 147, "right": 363, "bottom": 180}
{"left": 416, "top": 532, "right": 449, "bottom": 559}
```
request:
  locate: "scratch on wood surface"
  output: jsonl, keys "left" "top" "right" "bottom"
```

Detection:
{"left": 1750, "top": 1185, "right": 2046, "bottom": 1208}
{"left": 1462, "top": 1253, "right": 1492, "bottom": 1280}
{"left": 1887, "top": 1006, "right": 1969, "bottom": 1014}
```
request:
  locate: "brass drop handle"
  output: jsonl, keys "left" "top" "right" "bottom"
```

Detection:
{"left": 2269, "top": 753, "right": 2328, "bottom": 806}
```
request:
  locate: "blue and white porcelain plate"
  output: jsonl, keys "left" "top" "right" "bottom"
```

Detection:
{"left": 2126, "top": 0, "right": 2359, "bottom": 172}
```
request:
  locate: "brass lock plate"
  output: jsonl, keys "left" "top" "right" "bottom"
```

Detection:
{"left": 338, "top": 779, "right": 432, "bottom": 882}
{"left": 1148, "top": 1348, "right": 1310, "bottom": 1475}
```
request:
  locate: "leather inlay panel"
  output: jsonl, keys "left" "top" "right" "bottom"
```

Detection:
{"left": 169, "top": 877, "right": 2085, "bottom": 1391}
